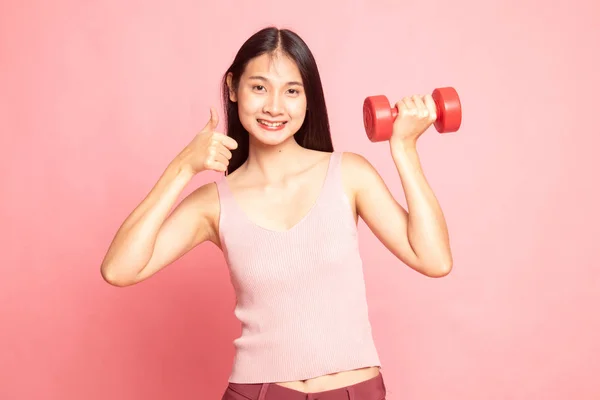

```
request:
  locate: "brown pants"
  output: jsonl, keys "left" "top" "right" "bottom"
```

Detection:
{"left": 221, "top": 373, "right": 387, "bottom": 400}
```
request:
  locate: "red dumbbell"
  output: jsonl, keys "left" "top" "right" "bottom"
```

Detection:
{"left": 363, "top": 87, "right": 462, "bottom": 142}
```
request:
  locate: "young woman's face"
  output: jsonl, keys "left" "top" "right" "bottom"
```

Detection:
{"left": 229, "top": 52, "right": 307, "bottom": 146}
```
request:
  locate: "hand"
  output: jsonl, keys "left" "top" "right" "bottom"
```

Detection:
{"left": 178, "top": 107, "right": 238, "bottom": 174}
{"left": 390, "top": 94, "right": 437, "bottom": 148}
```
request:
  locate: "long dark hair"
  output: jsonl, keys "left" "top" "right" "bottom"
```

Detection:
{"left": 221, "top": 26, "right": 333, "bottom": 174}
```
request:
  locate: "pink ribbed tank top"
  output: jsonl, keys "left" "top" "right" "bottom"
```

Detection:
{"left": 215, "top": 151, "right": 381, "bottom": 383}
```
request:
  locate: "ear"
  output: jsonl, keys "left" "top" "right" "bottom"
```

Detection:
{"left": 226, "top": 73, "right": 237, "bottom": 102}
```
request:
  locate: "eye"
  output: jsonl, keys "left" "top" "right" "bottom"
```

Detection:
{"left": 287, "top": 88, "right": 300, "bottom": 95}
{"left": 252, "top": 85, "right": 265, "bottom": 91}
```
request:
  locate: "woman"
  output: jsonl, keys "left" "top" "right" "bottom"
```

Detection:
{"left": 101, "top": 26, "right": 452, "bottom": 400}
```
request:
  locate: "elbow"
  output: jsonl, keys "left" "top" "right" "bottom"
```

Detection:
{"left": 419, "top": 255, "right": 453, "bottom": 278}
{"left": 426, "top": 262, "right": 453, "bottom": 278}
{"left": 423, "top": 247, "right": 453, "bottom": 277}
{"left": 100, "top": 264, "right": 136, "bottom": 287}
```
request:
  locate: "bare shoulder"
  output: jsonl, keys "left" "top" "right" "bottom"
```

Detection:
{"left": 339, "top": 151, "right": 374, "bottom": 169}
{"left": 339, "top": 151, "right": 381, "bottom": 190}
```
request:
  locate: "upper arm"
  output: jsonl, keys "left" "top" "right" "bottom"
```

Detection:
{"left": 134, "top": 182, "right": 220, "bottom": 283}
{"left": 340, "top": 152, "right": 421, "bottom": 271}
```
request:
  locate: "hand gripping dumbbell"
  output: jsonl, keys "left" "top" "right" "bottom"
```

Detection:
{"left": 363, "top": 87, "right": 462, "bottom": 142}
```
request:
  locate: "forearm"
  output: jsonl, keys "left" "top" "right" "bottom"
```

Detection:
{"left": 100, "top": 156, "right": 195, "bottom": 281}
{"left": 391, "top": 142, "right": 452, "bottom": 274}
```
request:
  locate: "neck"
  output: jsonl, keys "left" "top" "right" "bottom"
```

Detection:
{"left": 244, "top": 136, "right": 306, "bottom": 183}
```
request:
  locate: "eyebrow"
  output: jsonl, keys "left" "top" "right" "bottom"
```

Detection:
{"left": 247, "top": 75, "right": 304, "bottom": 87}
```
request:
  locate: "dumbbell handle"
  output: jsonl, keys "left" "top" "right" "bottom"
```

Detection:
{"left": 389, "top": 99, "right": 444, "bottom": 122}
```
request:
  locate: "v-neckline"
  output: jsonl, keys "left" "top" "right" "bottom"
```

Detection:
{"left": 222, "top": 153, "right": 335, "bottom": 234}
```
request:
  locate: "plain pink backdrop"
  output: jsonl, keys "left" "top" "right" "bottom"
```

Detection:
{"left": 1, "top": 0, "right": 599, "bottom": 399}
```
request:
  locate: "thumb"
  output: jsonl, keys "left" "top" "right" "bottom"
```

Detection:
{"left": 201, "top": 107, "right": 219, "bottom": 132}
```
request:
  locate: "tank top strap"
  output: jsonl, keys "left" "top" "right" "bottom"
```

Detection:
{"left": 326, "top": 151, "right": 343, "bottom": 179}
{"left": 319, "top": 151, "right": 356, "bottom": 230}
{"left": 320, "top": 151, "right": 345, "bottom": 195}
{"left": 214, "top": 175, "right": 231, "bottom": 204}
{"left": 214, "top": 175, "right": 237, "bottom": 231}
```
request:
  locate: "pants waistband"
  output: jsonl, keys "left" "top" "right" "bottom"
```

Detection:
{"left": 225, "top": 372, "right": 386, "bottom": 400}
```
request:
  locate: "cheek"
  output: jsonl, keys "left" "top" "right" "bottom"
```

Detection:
{"left": 238, "top": 94, "right": 263, "bottom": 115}
{"left": 288, "top": 99, "right": 307, "bottom": 117}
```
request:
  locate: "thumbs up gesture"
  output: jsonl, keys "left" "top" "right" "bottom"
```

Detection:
{"left": 178, "top": 107, "right": 239, "bottom": 174}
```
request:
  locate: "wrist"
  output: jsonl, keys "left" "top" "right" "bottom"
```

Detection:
{"left": 169, "top": 153, "right": 197, "bottom": 180}
{"left": 390, "top": 139, "right": 418, "bottom": 158}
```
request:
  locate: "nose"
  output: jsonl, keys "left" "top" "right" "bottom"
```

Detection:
{"left": 263, "top": 92, "right": 284, "bottom": 116}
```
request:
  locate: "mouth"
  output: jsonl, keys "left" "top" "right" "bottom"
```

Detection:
{"left": 257, "top": 119, "right": 287, "bottom": 130}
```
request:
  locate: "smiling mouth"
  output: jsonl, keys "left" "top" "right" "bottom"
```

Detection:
{"left": 257, "top": 119, "right": 287, "bottom": 128}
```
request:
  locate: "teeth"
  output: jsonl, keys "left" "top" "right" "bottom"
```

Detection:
{"left": 258, "top": 119, "right": 285, "bottom": 127}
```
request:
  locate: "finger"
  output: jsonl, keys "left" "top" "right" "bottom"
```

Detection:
{"left": 217, "top": 143, "right": 233, "bottom": 160}
{"left": 209, "top": 153, "right": 229, "bottom": 172}
{"left": 207, "top": 160, "right": 227, "bottom": 172}
{"left": 401, "top": 96, "right": 419, "bottom": 116}
{"left": 395, "top": 100, "right": 408, "bottom": 118}
{"left": 412, "top": 95, "right": 428, "bottom": 118}
{"left": 204, "top": 153, "right": 226, "bottom": 172}
{"left": 201, "top": 107, "right": 219, "bottom": 132}
{"left": 213, "top": 132, "right": 239, "bottom": 150}
{"left": 213, "top": 162, "right": 228, "bottom": 173}
{"left": 402, "top": 96, "right": 415, "bottom": 109}
{"left": 423, "top": 94, "right": 438, "bottom": 121}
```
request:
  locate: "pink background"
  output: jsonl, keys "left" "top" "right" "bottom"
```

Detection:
{"left": 1, "top": 0, "right": 599, "bottom": 399}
